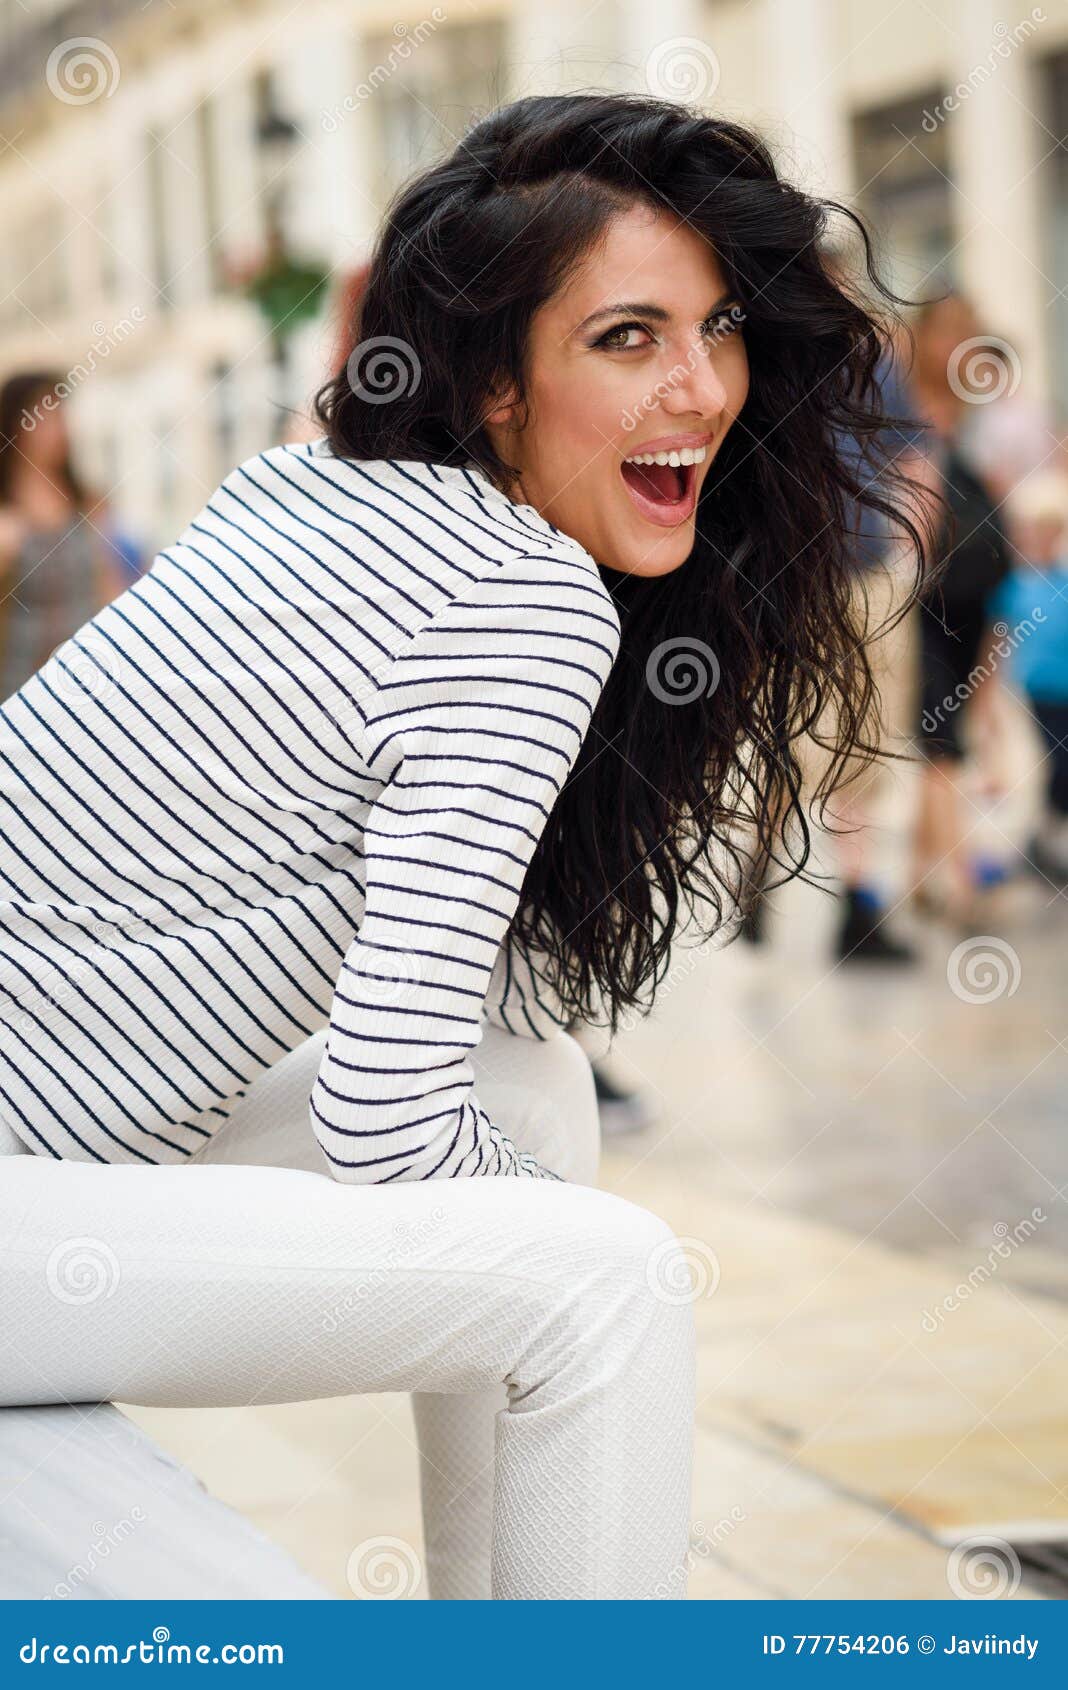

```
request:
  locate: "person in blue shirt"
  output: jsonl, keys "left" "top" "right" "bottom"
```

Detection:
{"left": 989, "top": 472, "right": 1068, "bottom": 884}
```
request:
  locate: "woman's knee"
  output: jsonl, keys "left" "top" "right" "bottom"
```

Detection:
{"left": 508, "top": 1186, "right": 697, "bottom": 1386}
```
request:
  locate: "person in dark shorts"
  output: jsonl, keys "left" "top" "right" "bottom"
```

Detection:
{"left": 906, "top": 293, "right": 1013, "bottom": 923}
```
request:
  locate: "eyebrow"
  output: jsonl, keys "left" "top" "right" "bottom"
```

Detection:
{"left": 573, "top": 290, "right": 738, "bottom": 336}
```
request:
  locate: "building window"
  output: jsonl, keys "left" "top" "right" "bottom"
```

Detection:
{"left": 364, "top": 19, "right": 506, "bottom": 203}
{"left": 851, "top": 92, "right": 955, "bottom": 300}
{"left": 196, "top": 98, "right": 224, "bottom": 290}
{"left": 144, "top": 128, "right": 171, "bottom": 310}
{"left": 1043, "top": 52, "right": 1068, "bottom": 429}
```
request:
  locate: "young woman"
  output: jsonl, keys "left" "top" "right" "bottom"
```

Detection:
{"left": 0, "top": 372, "right": 141, "bottom": 702}
{"left": 0, "top": 92, "right": 935, "bottom": 1600}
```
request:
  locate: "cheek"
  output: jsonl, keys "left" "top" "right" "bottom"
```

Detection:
{"left": 537, "top": 372, "right": 625, "bottom": 474}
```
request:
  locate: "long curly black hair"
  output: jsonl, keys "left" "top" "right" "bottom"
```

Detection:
{"left": 312, "top": 91, "right": 942, "bottom": 1035}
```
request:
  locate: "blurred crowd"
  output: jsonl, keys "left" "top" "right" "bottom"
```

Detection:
{"left": 738, "top": 280, "right": 1068, "bottom": 956}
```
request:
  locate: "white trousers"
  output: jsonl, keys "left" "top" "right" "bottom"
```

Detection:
{"left": 0, "top": 1025, "right": 696, "bottom": 1600}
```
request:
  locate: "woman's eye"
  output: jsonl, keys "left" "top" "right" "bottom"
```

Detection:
{"left": 702, "top": 308, "right": 744, "bottom": 340}
{"left": 596, "top": 322, "right": 652, "bottom": 351}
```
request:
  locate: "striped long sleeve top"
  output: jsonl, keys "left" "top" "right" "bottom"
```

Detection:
{"left": 0, "top": 442, "right": 620, "bottom": 1178}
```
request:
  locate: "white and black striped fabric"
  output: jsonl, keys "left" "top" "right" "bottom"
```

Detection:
{"left": 0, "top": 441, "right": 619, "bottom": 1179}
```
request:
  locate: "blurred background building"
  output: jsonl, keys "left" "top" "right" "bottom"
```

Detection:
{"left": 0, "top": 0, "right": 1065, "bottom": 548}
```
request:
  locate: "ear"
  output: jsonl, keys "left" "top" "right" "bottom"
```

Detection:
{"left": 483, "top": 380, "right": 521, "bottom": 429}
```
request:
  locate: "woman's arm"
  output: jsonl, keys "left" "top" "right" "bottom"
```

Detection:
{"left": 309, "top": 549, "right": 619, "bottom": 1182}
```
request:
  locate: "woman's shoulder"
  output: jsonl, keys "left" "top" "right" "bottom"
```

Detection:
{"left": 232, "top": 439, "right": 619, "bottom": 627}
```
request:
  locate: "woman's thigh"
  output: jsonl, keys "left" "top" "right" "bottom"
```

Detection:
{"left": 0, "top": 1154, "right": 678, "bottom": 1411}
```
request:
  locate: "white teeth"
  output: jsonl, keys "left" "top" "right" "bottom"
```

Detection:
{"left": 624, "top": 445, "right": 707, "bottom": 466}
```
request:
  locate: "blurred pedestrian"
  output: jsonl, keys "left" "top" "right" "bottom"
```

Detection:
{"left": 741, "top": 257, "right": 934, "bottom": 963}
{"left": 822, "top": 283, "right": 931, "bottom": 963}
{"left": 904, "top": 293, "right": 1014, "bottom": 925}
{"left": 0, "top": 371, "right": 141, "bottom": 701}
{"left": 956, "top": 339, "right": 1062, "bottom": 506}
{"left": 988, "top": 471, "right": 1068, "bottom": 886}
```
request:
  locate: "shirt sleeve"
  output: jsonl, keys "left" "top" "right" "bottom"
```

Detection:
{"left": 308, "top": 548, "right": 619, "bottom": 1182}
{"left": 481, "top": 926, "right": 572, "bottom": 1040}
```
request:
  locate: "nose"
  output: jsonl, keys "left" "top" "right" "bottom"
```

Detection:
{"left": 659, "top": 331, "right": 729, "bottom": 420}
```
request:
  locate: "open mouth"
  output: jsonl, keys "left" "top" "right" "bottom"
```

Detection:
{"left": 620, "top": 444, "right": 707, "bottom": 529}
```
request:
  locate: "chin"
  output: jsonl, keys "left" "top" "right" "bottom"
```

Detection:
{"left": 611, "top": 523, "right": 695, "bottom": 578}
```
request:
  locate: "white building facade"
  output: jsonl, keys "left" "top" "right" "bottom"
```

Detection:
{"left": 2, "top": 0, "right": 1066, "bottom": 548}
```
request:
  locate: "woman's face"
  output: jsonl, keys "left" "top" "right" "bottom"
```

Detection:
{"left": 24, "top": 396, "right": 69, "bottom": 471}
{"left": 483, "top": 201, "right": 749, "bottom": 578}
{"left": 915, "top": 296, "right": 981, "bottom": 392}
